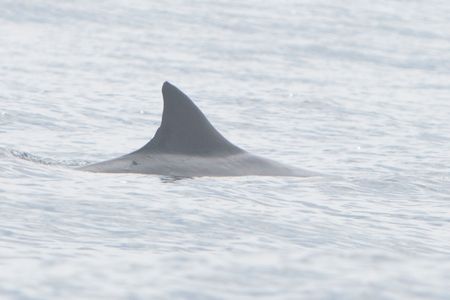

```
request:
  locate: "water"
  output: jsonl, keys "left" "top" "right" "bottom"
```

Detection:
{"left": 1, "top": 0, "right": 450, "bottom": 299}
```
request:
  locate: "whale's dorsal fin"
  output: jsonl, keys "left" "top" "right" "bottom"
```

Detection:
{"left": 136, "top": 82, "right": 243, "bottom": 156}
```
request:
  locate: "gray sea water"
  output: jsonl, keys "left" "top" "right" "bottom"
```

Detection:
{"left": 1, "top": 0, "right": 450, "bottom": 299}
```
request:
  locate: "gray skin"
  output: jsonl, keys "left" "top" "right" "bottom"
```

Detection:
{"left": 79, "top": 82, "right": 316, "bottom": 177}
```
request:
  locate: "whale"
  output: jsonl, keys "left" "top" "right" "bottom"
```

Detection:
{"left": 79, "top": 82, "right": 316, "bottom": 177}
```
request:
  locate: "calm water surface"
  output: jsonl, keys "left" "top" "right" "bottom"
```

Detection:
{"left": 1, "top": 0, "right": 450, "bottom": 299}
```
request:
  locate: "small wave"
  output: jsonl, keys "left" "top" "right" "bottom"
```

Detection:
{"left": 8, "top": 149, "right": 90, "bottom": 167}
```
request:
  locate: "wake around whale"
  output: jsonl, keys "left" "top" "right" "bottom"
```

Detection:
{"left": 79, "top": 82, "right": 316, "bottom": 177}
